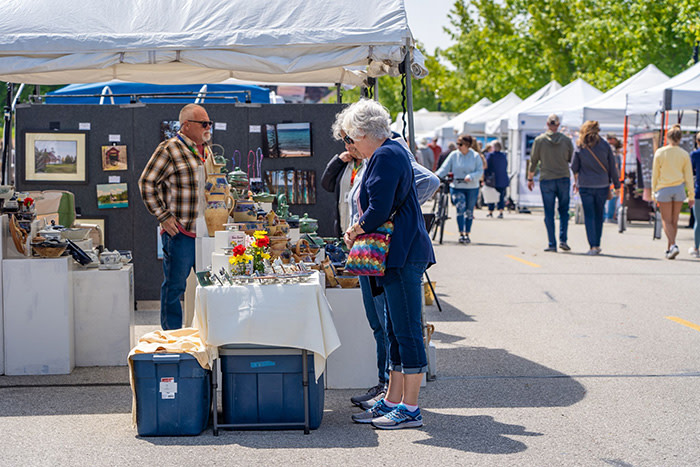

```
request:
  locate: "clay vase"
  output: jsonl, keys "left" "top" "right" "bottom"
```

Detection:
{"left": 231, "top": 199, "right": 258, "bottom": 222}
{"left": 205, "top": 173, "right": 229, "bottom": 198}
{"left": 204, "top": 200, "right": 231, "bottom": 237}
{"left": 268, "top": 236, "right": 289, "bottom": 258}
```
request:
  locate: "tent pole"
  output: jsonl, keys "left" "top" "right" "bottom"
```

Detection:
{"left": 2, "top": 82, "right": 14, "bottom": 185}
{"left": 404, "top": 40, "right": 416, "bottom": 154}
{"left": 336, "top": 83, "right": 342, "bottom": 104}
{"left": 620, "top": 116, "right": 629, "bottom": 203}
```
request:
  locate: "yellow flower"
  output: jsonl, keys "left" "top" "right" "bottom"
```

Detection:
{"left": 253, "top": 230, "right": 268, "bottom": 239}
{"left": 243, "top": 254, "right": 254, "bottom": 261}
{"left": 261, "top": 252, "right": 271, "bottom": 260}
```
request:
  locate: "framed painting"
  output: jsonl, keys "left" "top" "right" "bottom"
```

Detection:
{"left": 24, "top": 131, "right": 87, "bottom": 182}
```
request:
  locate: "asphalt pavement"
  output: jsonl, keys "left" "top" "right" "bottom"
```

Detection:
{"left": 1, "top": 205, "right": 699, "bottom": 466}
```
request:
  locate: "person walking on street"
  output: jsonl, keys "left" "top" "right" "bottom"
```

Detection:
{"left": 652, "top": 124, "right": 695, "bottom": 259}
{"left": 435, "top": 134, "right": 484, "bottom": 244}
{"left": 527, "top": 113, "right": 574, "bottom": 252}
{"left": 571, "top": 121, "right": 620, "bottom": 255}
{"left": 484, "top": 141, "right": 509, "bottom": 218}
{"left": 138, "top": 104, "right": 212, "bottom": 330}
{"left": 689, "top": 132, "right": 700, "bottom": 257}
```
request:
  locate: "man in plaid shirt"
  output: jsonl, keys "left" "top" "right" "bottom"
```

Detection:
{"left": 138, "top": 104, "right": 212, "bottom": 330}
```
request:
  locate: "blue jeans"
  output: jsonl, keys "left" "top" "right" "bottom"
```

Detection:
{"left": 358, "top": 276, "right": 390, "bottom": 385}
{"left": 450, "top": 187, "right": 479, "bottom": 234}
{"left": 694, "top": 204, "right": 700, "bottom": 250}
{"left": 580, "top": 187, "right": 608, "bottom": 248}
{"left": 540, "top": 177, "right": 570, "bottom": 247}
{"left": 487, "top": 186, "right": 507, "bottom": 211}
{"left": 160, "top": 232, "right": 196, "bottom": 330}
{"left": 382, "top": 262, "right": 428, "bottom": 374}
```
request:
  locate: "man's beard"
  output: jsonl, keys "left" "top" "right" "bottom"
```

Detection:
{"left": 203, "top": 131, "right": 212, "bottom": 143}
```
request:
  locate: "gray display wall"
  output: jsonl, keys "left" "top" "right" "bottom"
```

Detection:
{"left": 15, "top": 103, "right": 346, "bottom": 300}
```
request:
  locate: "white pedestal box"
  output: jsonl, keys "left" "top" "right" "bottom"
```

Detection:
{"left": 3, "top": 256, "right": 74, "bottom": 375}
{"left": 73, "top": 264, "right": 135, "bottom": 366}
{"left": 324, "top": 288, "right": 377, "bottom": 389}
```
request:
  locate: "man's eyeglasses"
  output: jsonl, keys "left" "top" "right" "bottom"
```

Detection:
{"left": 188, "top": 120, "right": 214, "bottom": 128}
{"left": 342, "top": 134, "right": 354, "bottom": 145}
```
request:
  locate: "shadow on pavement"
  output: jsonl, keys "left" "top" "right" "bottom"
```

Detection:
{"left": 423, "top": 299, "right": 475, "bottom": 322}
{"left": 415, "top": 413, "right": 542, "bottom": 454}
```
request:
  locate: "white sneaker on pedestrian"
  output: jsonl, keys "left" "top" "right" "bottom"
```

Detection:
{"left": 667, "top": 245, "right": 679, "bottom": 260}
{"left": 688, "top": 247, "right": 699, "bottom": 258}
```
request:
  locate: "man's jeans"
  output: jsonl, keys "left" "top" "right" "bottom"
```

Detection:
{"left": 358, "top": 276, "right": 390, "bottom": 384}
{"left": 540, "top": 177, "right": 571, "bottom": 247}
{"left": 160, "top": 232, "right": 195, "bottom": 330}
{"left": 383, "top": 262, "right": 428, "bottom": 374}
{"left": 580, "top": 187, "right": 608, "bottom": 248}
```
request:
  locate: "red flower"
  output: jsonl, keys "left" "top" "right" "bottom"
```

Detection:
{"left": 232, "top": 244, "right": 246, "bottom": 256}
{"left": 255, "top": 236, "right": 270, "bottom": 248}
{"left": 24, "top": 197, "right": 34, "bottom": 207}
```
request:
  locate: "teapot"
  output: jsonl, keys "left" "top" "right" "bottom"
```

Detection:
{"left": 299, "top": 213, "right": 318, "bottom": 234}
{"left": 99, "top": 250, "right": 122, "bottom": 269}
{"left": 226, "top": 166, "right": 249, "bottom": 191}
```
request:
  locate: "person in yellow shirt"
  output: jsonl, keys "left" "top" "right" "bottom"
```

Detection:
{"left": 652, "top": 124, "right": 695, "bottom": 259}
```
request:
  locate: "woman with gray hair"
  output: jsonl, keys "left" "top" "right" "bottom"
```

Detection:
{"left": 337, "top": 99, "right": 435, "bottom": 429}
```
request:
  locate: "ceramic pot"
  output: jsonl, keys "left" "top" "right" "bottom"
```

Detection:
{"left": 231, "top": 199, "right": 258, "bottom": 222}
{"left": 204, "top": 200, "right": 231, "bottom": 236}
{"left": 227, "top": 167, "right": 249, "bottom": 191}
{"left": 299, "top": 213, "right": 318, "bottom": 234}
{"left": 205, "top": 173, "right": 229, "bottom": 196}
{"left": 268, "top": 236, "right": 289, "bottom": 258}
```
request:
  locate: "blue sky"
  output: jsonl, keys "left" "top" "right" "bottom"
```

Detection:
{"left": 404, "top": 0, "right": 457, "bottom": 55}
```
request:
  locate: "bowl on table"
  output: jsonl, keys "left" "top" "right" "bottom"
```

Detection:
{"left": 335, "top": 275, "right": 359, "bottom": 289}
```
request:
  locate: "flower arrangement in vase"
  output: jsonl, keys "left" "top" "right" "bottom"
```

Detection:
{"left": 228, "top": 230, "right": 271, "bottom": 275}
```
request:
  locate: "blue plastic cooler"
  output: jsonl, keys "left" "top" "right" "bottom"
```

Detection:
{"left": 131, "top": 353, "right": 211, "bottom": 436}
{"left": 216, "top": 346, "right": 324, "bottom": 432}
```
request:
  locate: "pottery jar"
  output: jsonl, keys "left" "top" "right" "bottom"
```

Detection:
{"left": 204, "top": 200, "right": 231, "bottom": 236}
{"left": 231, "top": 199, "right": 258, "bottom": 222}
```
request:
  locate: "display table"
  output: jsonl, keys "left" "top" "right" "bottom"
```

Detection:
{"left": 3, "top": 256, "right": 74, "bottom": 375}
{"left": 193, "top": 271, "right": 340, "bottom": 380}
{"left": 72, "top": 264, "right": 135, "bottom": 366}
{"left": 324, "top": 288, "right": 378, "bottom": 389}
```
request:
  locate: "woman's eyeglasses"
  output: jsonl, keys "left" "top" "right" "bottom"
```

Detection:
{"left": 342, "top": 134, "right": 355, "bottom": 145}
{"left": 188, "top": 120, "right": 214, "bottom": 128}
{"left": 457, "top": 142, "right": 465, "bottom": 147}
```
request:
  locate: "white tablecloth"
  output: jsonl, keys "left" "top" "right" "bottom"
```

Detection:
{"left": 193, "top": 271, "right": 340, "bottom": 380}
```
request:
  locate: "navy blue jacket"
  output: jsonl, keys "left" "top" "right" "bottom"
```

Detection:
{"left": 484, "top": 151, "right": 509, "bottom": 188}
{"left": 691, "top": 148, "right": 700, "bottom": 199}
{"left": 358, "top": 139, "right": 435, "bottom": 270}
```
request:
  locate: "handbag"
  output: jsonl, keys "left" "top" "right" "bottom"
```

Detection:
{"left": 484, "top": 171, "right": 496, "bottom": 188}
{"left": 585, "top": 147, "right": 615, "bottom": 200}
{"left": 344, "top": 172, "right": 414, "bottom": 276}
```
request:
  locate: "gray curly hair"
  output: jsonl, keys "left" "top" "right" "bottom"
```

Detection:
{"left": 332, "top": 99, "right": 391, "bottom": 142}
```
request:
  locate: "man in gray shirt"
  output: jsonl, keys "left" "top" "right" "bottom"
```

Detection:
{"left": 527, "top": 114, "right": 574, "bottom": 252}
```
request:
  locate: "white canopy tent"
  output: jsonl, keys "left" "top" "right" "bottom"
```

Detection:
{"left": 484, "top": 81, "right": 561, "bottom": 135}
{"left": 0, "top": 0, "right": 427, "bottom": 87}
{"left": 562, "top": 64, "right": 669, "bottom": 128}
{"left": 0, "top": 0, "right": 428, "bottom": 182}
{"left": 462, "top": 92, "right": 522, "bottom": 134}
{"left": 434, "top": 97, "right": 493, "bottom": 146}
{"left": 627, "top": 61, "right": 700, "bottom": 115}
{"left": 513, "top": 78, "right": 602, "bottom": 131}
{"left": 391, "top": 108, "right": 457, "bottom": 143}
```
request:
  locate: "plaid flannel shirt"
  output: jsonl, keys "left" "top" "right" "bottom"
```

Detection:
{"left": 138, "top": 132, "right": 206, "bottom": 233}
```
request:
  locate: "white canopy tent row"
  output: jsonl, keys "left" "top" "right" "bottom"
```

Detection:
{"left": 626, "top": 61, "right": 700, "bottom": 116}
{"left": 391, "top": 108, "right": 458, "bottom": 145}
{"left": 433, "top": 97, "right": 493, "bottom": 147}
{"left": 0, "top": 0, "right": 429, "bottom": 183}
{"left": 484, "top": 81, "right": 562, "bottom": 136}
{"left": 462, "top": 92, "right": 522, "bottom": 135}
{"left": 509, "top": 78, "right": 603, "bottom": 207}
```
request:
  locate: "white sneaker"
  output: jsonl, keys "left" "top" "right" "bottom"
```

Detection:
{"left": 689, "top": 247, "right": 699, "bottom": 257}
{"left": 667, "top": 244, "right": 679, "bottom": 260}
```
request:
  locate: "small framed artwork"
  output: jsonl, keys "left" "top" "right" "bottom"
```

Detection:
{"left": 264, "top": 169, "right": 316, "bottom": 204}
{"left": 101, "top": 144, "right": 128, "bottom": 171}
{"left": 263, "top": 122, "right": 312, "bottom": 158}
{"left": 24, "top": 131, "right": 87, "bottom": 182}
{"left": 160, "top": 120, "right": 181, "bottom": 141}
{"left": 96, "top": 183, "right": 129, "bottom": 209}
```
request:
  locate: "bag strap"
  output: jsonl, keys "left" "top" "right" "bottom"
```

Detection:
{"left": 585, "top": 146, "right": 607, "bottom": 173}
